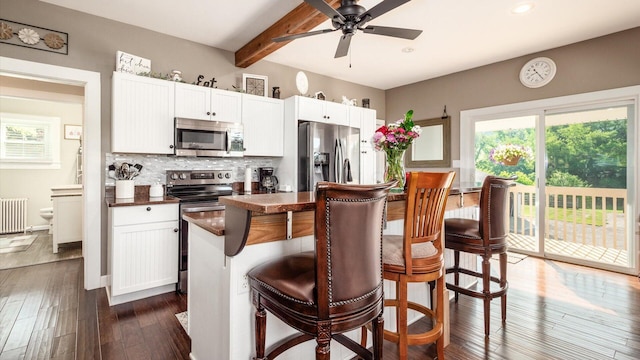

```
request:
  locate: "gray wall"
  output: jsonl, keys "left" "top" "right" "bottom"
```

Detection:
{"left": 386, "top": 27, "right": 640, "bottom": 162}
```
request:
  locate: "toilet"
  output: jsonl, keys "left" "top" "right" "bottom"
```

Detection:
{"left": 40, "top": 207, "right": 54, "bottom": 234}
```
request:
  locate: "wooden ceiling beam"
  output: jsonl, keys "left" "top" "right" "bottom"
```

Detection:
{"left": 235, "top": 0, "right": 342, "bottom": 68}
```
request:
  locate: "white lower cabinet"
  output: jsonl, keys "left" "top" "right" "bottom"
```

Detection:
{"left": 51, "top": 194, "right": 82, "bottom": 253}
{"left": 108, "top": 203, "right": 179, "bottom": 305}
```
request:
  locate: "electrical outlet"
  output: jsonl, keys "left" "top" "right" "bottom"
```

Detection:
{"left": 238, "top": 274, "right": 249, "bottom": 294}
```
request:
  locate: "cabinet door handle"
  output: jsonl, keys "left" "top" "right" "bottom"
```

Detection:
{"left": 169, "top": 144, "right": 174, "bottom": 149}
{"left": 211, "top": 112, "right": 216, "bottom": 116}
{"left": 174, "top": 228, "right": 179, "bottom": 232}
{"left": 146, "top": 207, "right": 151, "bottom": 211}
{"left": 206, "top": 111, "right": 211, "bottom": 115}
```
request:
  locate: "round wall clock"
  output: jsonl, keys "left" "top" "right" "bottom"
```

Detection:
{"left": 519, "top": 57, "right": 556, "bottom": 88}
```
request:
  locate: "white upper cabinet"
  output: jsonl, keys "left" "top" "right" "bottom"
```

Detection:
{"left": 175, "top": 83, "right": 241, "bottom": 123}
{"left": 111, "top": 72, "right": 175, "bottom": 154}
{"left": 296, "top": 96, "right": 349, "bottom": 126}
{"left": 349, "top": 107, "right": 378, "bottom": 184}
{"left": 241, "top": 94, "right": 284, "bottom": 156}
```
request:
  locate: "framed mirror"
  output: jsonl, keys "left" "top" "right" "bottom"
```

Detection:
{"left": 406, "top": 116, "right": 451, "bottom": 168}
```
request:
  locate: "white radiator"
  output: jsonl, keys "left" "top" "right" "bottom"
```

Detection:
{"left": 0, "top": 198, "right": 28, "bottom": 234}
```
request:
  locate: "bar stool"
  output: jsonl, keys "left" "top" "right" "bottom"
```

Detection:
{"left": 380, "top": 172, "right": 455, "bottom": 360}
{"left": 444, "top": 175, "right": 516, "bottom": 336}
{"left": 247, "top": 181, "right": 396, "bottom": 360}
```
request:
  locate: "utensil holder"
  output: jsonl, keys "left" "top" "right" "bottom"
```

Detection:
{"left": 115, "top": 180, "right": 135, "bottom": 199}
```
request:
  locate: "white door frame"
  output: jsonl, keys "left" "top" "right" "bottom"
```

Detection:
{"left": 1, "top": 56, "right": 102, "bottom": 290}
{"left": 460, "top": 85, "right": 640, "bottom": 275}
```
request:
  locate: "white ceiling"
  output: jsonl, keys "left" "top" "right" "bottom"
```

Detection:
{"left": 41, "top": 0, "right": 640, "bottom": 90}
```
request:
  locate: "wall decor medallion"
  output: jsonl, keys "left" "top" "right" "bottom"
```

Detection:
{"left": 0, "top": 19, "right": 68, "bottom": 54}
{"left": 242, "top": 74, "right": 268, "bottom": 97}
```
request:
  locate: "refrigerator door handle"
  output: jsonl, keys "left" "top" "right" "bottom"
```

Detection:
{"left": 338, "top": 140, "right": 345, "bottom": 183}
{"left": 334, "top": 140, "right": 340, "bottom": 183}
{"left": 344, "top": 158, "right": 352, "bottom": 182}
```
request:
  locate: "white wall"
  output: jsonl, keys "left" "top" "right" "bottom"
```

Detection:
{"left": 0, "top": 97, "right": 83, "bottom": 230}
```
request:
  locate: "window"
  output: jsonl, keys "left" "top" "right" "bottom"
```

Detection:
{"left": 0, "top": 113, "right": 60, "bottom": 169}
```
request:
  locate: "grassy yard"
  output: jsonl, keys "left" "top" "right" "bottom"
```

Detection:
{"left": 519, "top": 205, "right": 622, "bottom": 226}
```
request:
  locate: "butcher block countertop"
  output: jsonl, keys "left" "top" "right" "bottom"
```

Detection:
{"left": 182, "top": 210, "right": 225, "bottom": 236}
{"left": 218, "top": 187, "right": 479, "bottom": 214}
{"left": 219, "top": 192, "right": 316, "bottom": 214}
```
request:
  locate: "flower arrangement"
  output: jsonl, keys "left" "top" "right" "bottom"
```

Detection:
{"left": 490, "top": 144, "right": 532, "bottom": 165}
{"left": 372, "top": 110, "right": 421, "bottom": 189}
{"left": 372, "top": 110, "right": 421, "bottom": 152}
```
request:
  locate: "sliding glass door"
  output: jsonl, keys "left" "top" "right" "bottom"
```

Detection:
{"left": 461, "top": 87, "right": 639, "bottom": 274}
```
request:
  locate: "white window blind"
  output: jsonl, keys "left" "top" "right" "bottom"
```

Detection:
{"left": 0, "top": 113, "right": 60, "bottom": 169}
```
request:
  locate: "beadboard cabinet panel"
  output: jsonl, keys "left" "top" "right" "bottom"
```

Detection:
{"left": 242, "top": 94, "right": 284, "bottom": 156}
{"left": 111, "top": 72, "right": 175, "bottom": 154}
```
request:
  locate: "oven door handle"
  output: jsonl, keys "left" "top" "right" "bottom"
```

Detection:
{"left": 182, "top": 205, "right": 225, "bottom": 213}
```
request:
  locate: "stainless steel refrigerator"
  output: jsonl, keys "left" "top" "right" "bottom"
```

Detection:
{"left": 298, "top": 121, "right": 360, "bottom": 192}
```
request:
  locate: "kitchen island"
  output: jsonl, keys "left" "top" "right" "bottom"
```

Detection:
{"left": 185, "top": 188, "right": 480, "bottom": 360}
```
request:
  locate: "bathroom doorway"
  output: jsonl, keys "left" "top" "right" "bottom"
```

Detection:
{"left": 0, "top": 78, "right": 84, "bottom": 269}
{"left": 1, "top": 57, "right": 102, "bottom": 290}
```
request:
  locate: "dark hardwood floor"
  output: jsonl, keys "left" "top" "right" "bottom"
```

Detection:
{"left": 0, "top": 231, "right": 82, "bottom": 270}
{"left": 0, "top": 256, "right": 638, "bottom": 359}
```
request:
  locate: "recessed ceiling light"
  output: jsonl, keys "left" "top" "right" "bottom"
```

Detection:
{"left": 511, "top": 2, "right": 535, "bottom": 14}
{"left": 401, "top": 47, "right": 415, "bottom": 53}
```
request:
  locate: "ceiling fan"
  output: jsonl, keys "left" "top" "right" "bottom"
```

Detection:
{"left": 273, "top": 0, "right": 422, "bottom": 58}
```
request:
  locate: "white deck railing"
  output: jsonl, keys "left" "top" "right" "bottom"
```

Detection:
{"left": 510, "top": 185, "right": 628, "bottom": 251}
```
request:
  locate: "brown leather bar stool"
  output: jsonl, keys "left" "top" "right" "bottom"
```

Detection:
{"left": 444, "top": 175, "right": 516, "bottom": 336}
{"left": 380, "top": 172, "right": 455, "bottom": 360}
{"left": 247, "top": 181, "right": 396, "bottom": 360}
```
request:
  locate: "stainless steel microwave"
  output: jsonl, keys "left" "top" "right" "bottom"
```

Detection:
{"left": 174, "top": 118, "right": 244, "bottom": 157}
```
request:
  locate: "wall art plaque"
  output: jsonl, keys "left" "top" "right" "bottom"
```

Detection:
{"left": 0, "top": 19, "right": 68, "bottom": 55}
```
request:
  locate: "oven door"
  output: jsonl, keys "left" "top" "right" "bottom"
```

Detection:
{"left": 178, "top": 201, "right": 225, "bottom": 293}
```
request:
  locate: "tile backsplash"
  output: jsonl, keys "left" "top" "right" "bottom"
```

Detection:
{"left": 105, "top": 153, "right": 277, "bottom": 185}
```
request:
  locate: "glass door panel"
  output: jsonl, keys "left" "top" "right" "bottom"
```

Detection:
{"left": 544, "top": 104, "right": 633, "bottom": 269}
{"left": 474, "top": 116, "right": 539, "bottom": 254}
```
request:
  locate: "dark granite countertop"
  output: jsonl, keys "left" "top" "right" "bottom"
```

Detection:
{"left": 105, "top": 185, "right": 180, "bottom": 207}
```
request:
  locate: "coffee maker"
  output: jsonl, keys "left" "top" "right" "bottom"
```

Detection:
{"left": 258, "top": 167, "right": 278, "bottom": 193}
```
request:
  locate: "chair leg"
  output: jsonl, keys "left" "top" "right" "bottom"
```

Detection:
{"left": 360, "top": 325, "right": 368, "bottom": 351}
{"left": 428, "top": 280, "right": 435, "bottom": 310}
{"left": 396, "top": 277, "right": 409, "bottom": 360}
{"left": 482, "top": 254, "right": 491, "bottom": 336}
{"left": 255, "top": 303, "right": 267, "bottom": 360}
{"left": 500, "top": 252, "right": 508, "bottom": 323}
{"left": 315, "top": 322, "right": 331, "bottom": 360}
{"left": 453, "top": 250, "right": 460, "bottom": 302}
{"left": 435, "top": 276, "right": 445, "bottom": 360}
{"left": 372, "top": 313, "right": 384, "bottom": 360}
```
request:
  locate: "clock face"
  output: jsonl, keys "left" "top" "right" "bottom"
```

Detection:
{"left": 520, "top": 57, "right": 556, "bottom": 88}
{"left": 246, "top": 78, "right": 265, "bottom": 96}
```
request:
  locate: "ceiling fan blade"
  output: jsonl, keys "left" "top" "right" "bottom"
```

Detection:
{"left": 362, "top": 25, "right": 422, "bottom": 40}
{"left": 361, "top": 0, "right": 410, "bottom": 23}
{"left": 273, "top": 28, "right": 336, "bottom": 42}
{"left": 305, "top": 0, "right": 346, "bottom": 23}
{"left": 334, "top": 34, "right": 353, "bottom": 58}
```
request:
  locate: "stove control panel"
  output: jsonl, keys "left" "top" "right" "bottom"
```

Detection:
{"left": 166, "top": 170, "right": 234, "bottom": 186}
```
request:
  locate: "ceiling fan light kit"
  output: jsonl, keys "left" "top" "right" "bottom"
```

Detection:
{"left": 274, "top": 0, "right": 423, "bottom": 58}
